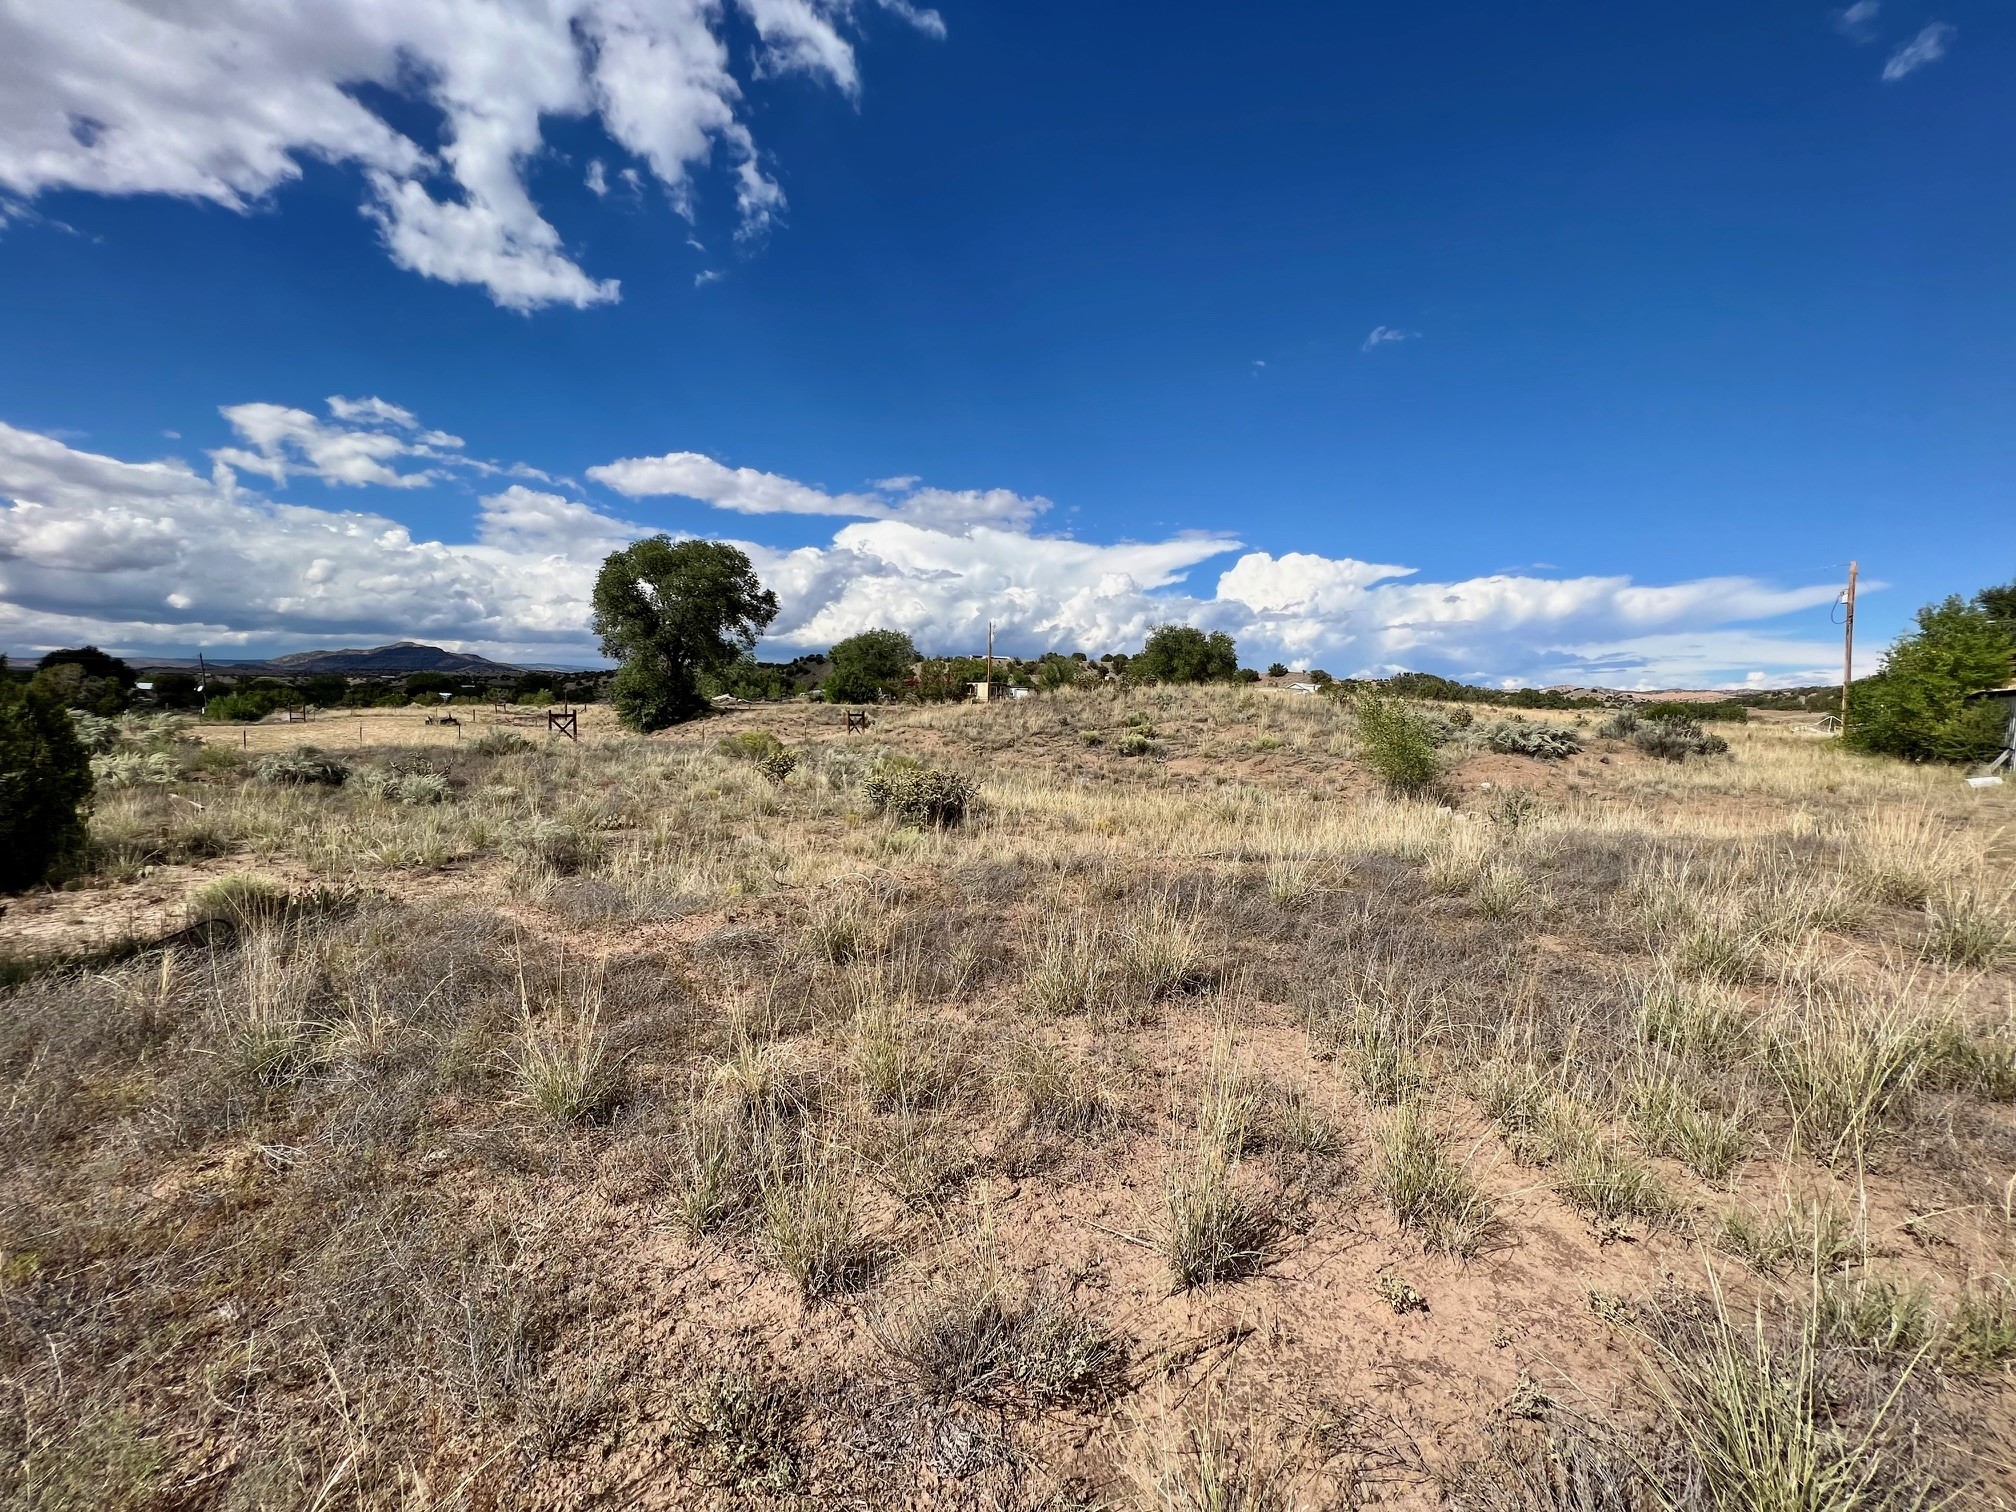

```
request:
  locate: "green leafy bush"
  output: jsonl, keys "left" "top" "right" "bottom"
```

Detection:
{"left": 0, "top": 678, "right": 95, "bottom": 891}
{"left": 1848, "top": 591, "right": 2013, "bottom": 763}
{"left": 203, "top": 690, "right": 287, "bottom": 722}
{"left": 253, "top": 746, "right": 349, "bottom": 786}
{"left": 862, "top": 763, "right": 974, "bottom": 826}
{"left": 1640, "top": 700, "right": 1749, "bottom": 724}
{"left": 755, "top": 749, "right": 801, "bottom": 784}
{"left": 1352, "top": 690, "right": 1442, "bottom": 794}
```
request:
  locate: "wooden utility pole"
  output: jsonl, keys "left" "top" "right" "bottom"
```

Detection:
{"left": 1840, "top": 560, "right": 1859, "bottom": 734}
{"left": 986, "top": 621, "right": 995, "bottom": 691}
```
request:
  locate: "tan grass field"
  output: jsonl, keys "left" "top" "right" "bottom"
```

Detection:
{"left": 4, "top": 685, "right": 2015, "bottom": 1509}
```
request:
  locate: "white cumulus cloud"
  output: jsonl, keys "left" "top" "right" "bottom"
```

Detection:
{"left": 0, "top": 0, "right": 936, "bottom": 310}
{"left": 0, "top": 411, "right": 1847, "bottom": 686}
{"left": 589, "top": 451, "right": 1053, "bottom": 531}
{"left": 211, "top": 398, "right": 470, "bottom": 489}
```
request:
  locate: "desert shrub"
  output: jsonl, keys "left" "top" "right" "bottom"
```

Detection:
{"left": 187, "top": 873, "right": 290, "bottom": 928}
{"left": 1478, "top": 718, "right": 1582, "bottom": 760}
{"left": 354, "top": 765, "right": 449, "bottom": 805}
{"left": 718, "top": 729, "right": 785, "bottom": 763}
{"left": 1598, "top": 709, "right": 1641, "bottom": 739}
{"left": 755, "top": 748, "right": 800, "bottom": 784}
{"left": 67, "top": 709, "right": 126, "bottom": 753}
{"left": 91, "top": 748, "right": 183, "bottom": 788}
{"left": 0, "top": 678, "right": 95, "bottom": 891}
{"left": 862, "top": 763, "right": 974, "bottom": 827}
{"left": 467, "top": 730, "right": 531, "bottom": 756}
{"left": 1352, "top": 690, "right": 1442, "bottom": 794}
{"left": 254, "top": 745, "right": 349, "bottom": 786}
{"left": 870, "top": 1269, "right": 1126, "bottom": 1405}
{"left": 1634, "top": 719, "right": 1730, "bottom": 762}
{"left": 672, "top": 1369, "right": 801, "bottom": 1494}
{"left": 510, "top": 819, "right": 604, "bottom": 876}
{"left": 1115, "top": 730, "right": 1157, "bottom": 757}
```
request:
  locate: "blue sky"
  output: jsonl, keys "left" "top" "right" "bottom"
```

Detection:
{"left": 0, "top": 0, "right": 2008, "bottom": 684}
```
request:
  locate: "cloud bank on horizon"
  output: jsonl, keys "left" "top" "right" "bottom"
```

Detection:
{"left": 0, "top": 402, "right": 1845, "bottom": 688}
{"left": 0, "top": 0, "right": 940, "bottom": 309}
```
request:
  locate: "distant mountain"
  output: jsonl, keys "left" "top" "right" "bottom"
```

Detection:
{"left": 264, "top": 642, "right": 525, "bottom": 676}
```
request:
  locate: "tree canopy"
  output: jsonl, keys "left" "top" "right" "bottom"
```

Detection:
{"left": 0, "top": 674, "right": 94, "bottom": 891}
{"left": 37, "top": 645, "right": 136, "bottom": 687}
{"left": 1131, "top": 624, "right": 1239, "bottom": 684}
{"left": 1847, "top": 588, "right": 2014, "bottom": 763}
{"left": 592, "top": 537, "right": 779, "bottom": 731}
{"left": 822, "top": 629, "right": 918, "bottom": 704}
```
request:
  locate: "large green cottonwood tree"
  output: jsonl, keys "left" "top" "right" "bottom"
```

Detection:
{"left": 822, "top": 629, "right": 918, "bottom": 703}
{"left": 591, "top": 538, "right": 779, "bottom": 731}
{"left": 1132, "top": 624, "right": 1240, "bottom": 684}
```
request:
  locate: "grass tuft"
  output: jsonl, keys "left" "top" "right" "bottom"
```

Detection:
{"left": 1373, "top": 1102, "right": 1495, "bottom": 1258}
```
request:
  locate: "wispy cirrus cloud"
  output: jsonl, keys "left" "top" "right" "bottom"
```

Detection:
{"left": 1883, "top": 22, "right": 1955, "bottom": 80}
{"left": 1362, "top": 326, "right": 1420, "bottom": 352}
{"left": 1, "top": 404, "right": 1849, "bottom": 686}
{"left": 1833, "top": 1, "right": 1881, "bottom": 44}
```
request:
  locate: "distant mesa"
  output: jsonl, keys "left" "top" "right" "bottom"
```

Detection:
{"left": 129, "top": 642, "right": 544, "bottom": 678}
{"left": 265, "top": 642, "right": 523, "bottom": 676}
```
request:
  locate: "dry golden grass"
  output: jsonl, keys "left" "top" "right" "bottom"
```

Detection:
{"left": 4, "top": 685, "right": 2015, "bottom": 1508}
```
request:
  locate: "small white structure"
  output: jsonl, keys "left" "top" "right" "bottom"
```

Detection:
{"left": 1287, "top": 682, "right": 1319, "bottom": 695}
